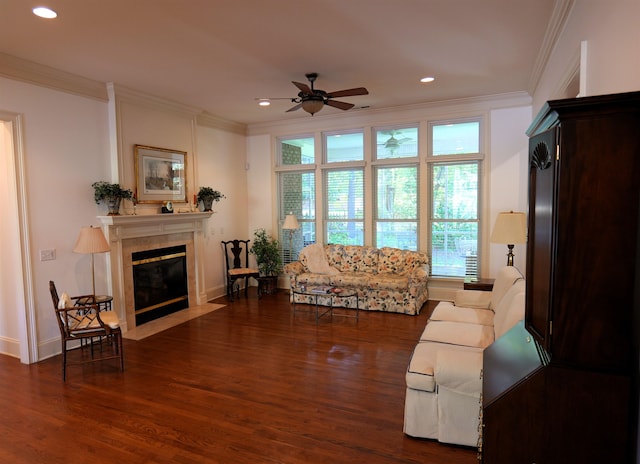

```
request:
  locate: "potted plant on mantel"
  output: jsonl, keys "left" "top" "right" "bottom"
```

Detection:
{"left": 92, "top": 181, "right": 133, "bottom": 216}
{"left": 196, "top": 186, "right": 225, "bottom": 212}
{"left": 250, "top": 228, "right": 282, "bottom": 295}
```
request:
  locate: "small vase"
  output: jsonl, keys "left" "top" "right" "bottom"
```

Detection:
{"left": 202, "top": 198, "right": 214, "bottom": 212}
{"left": 107, "top": 197, "right": 122, "bottom": 215}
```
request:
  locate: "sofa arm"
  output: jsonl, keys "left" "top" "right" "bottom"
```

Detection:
{"left": 408, "top": 266, "right": 429, "bottom": 285}
{"left": 284, "top": 261, "right": 306, "bottom": 288}
{"left": 434, "top": 350, "right": 483, "bottom": 396}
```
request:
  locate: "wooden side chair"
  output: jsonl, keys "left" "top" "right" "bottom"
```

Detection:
{"left": 221, "top": 240, "right": 259, "bottom": 300}
{"left": 49, "top": 281, "right": 124, "bottom": 381}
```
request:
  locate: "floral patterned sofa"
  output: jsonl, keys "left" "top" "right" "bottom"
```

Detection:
{"left": 283, "top": 244, "right": 429, "bottom": 315}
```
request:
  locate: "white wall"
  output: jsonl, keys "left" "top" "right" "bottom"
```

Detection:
{"left": 487, "top": 106, "right": 531, "bottom": 277}
{"left": 197, "top": 123, "right": 250, "bottom": 298}
{"left": 0, "top": 76, "right": 111, "bottom": 359}
{"left": 533, "top": 0, "right": 640, "bottom": 111}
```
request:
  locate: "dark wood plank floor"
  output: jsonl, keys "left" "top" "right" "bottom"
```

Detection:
{"left": 0, "top": 290, "right": 476, "bottom": 464}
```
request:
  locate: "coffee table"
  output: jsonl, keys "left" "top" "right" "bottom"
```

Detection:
{"left": 291, "top": 285, "right": 359, "bottom": 323}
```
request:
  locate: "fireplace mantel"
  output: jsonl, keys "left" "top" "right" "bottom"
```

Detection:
{"left": 97, "top": 212, "right": 213, "bottom": 332}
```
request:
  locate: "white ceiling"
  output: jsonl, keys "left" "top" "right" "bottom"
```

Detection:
{"left": 0, "top": 0, "right": 557, "bottom": 125}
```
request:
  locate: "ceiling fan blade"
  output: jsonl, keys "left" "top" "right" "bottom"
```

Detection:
{"left": 326, "top": 100, "right": 355, "bottom": 111}
{"left": 292, "top": 81, "right": 312, "bottom": 94}
{"left": 326, "top": 87, "right": 369, "bottom": 98}
{"left": 286, "top": 103, "right": 303, "bottom": 112}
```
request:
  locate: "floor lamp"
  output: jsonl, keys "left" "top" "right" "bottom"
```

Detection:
{"left": 282, "top": 213, "right": 300, "bottom": 263}
{"left": 490, "top": 211, "right": 527, "bottom": 266}
{"left": 73, "top": 225, "right": 110, "bottom": 296}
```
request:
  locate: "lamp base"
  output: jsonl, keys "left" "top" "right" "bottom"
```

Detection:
{"left": 506, "top": 244, "right": 515, "bottom": 266}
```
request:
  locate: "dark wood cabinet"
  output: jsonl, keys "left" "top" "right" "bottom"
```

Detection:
{"left": 482, "top": 92, "right": 640, "bottom": 463}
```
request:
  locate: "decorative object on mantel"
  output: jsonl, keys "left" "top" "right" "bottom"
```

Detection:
{"left": 250, "top": 228, "right": 283, "bottom": 278}
{"left": 73, "top": 225, "right": 110, "bottom": 295}
{"left": 196, "top": 186, "right": 225, "bottom": 212}
{"left": 161, "top": 201, "right": 174, "bottom": 214}
{"left": 92, "top": 181, "right": 133, "bottom": 216}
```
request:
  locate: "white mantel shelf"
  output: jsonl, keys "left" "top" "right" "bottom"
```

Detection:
{"left": 96, "top": 211, "right": 213, "bottom": 333}
{"left": 97, "top": 212, "right": 213, "bottom": 226}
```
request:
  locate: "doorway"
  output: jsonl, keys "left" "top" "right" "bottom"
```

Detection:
{"left": 0, "top": 113, "right": 36, "bottom": 364}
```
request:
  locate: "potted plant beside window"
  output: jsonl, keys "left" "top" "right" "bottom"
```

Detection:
{"left": 92, "top": 181, "right": 133, "bottom": 215}
{"left": 196, "top": 186, "right": 225, "bottom": 211}
{"left": 250, "top": 228, "right": 282, "bottom": 295}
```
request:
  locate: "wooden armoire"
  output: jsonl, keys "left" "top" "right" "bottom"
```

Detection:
{"left": 481, "top": 91, "right": 640, "bottom": 463}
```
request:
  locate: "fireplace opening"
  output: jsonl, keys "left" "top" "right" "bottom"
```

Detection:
{"left": 132, "top": 245, "right": 189, "bottom": 325}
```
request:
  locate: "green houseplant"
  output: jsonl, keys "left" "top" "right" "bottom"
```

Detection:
{"left": 250, "top": 228, "right": 282, "bottom": 277}
{"left": 196, "top": 186, "right": 225, "bottom": 211}
{"left": 92, "top": 181, "right": 133, "bottom": 215}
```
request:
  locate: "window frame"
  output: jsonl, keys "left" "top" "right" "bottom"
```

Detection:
{"left": 427, "top": 117, "right": 485, "bottom": 278}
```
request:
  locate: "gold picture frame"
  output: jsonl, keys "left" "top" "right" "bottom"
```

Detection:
{"left": 134, "top": 145, "right": 187, "bottom": 204}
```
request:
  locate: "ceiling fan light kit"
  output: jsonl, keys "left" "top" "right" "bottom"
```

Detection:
{"left": 260, "top": 73, "right": 368, "bottom": 116}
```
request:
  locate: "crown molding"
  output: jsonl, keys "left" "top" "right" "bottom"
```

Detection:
{"left": 247, "top": 91, "right": 532, "bottom": 136}
{"left": 527, "top": 0, "right": 575, "bottom": 95}
{"left": 197, "top": 111, "right": 247, "bottom": 135}
{"left": 0, "top": 52, "right": 108, "bottom": 101}
{"left": 108, "top": 83, "right": 201, "bottom": 117}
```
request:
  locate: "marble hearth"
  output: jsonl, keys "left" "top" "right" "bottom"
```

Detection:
{"left": 98, "top": 212, "right": 212, "bottom": 333}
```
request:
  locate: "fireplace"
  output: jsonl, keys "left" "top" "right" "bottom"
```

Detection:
{"left": 132, "top": 245, "right": 189, "bottom": 325}
{"left": 97, "top": 212, "right": 212, "bottom": 333}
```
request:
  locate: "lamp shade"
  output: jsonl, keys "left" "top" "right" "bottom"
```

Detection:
{"left": 73, "top": 226, "right": 110, "bottom": 254}
{"left": 490, "top": 211, "right": 527, "bottom": 244}
{"left": 283, "top": 213, "right": 300, "bottom": 231}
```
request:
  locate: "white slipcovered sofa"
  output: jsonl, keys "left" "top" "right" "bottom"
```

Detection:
{"left": 284, "top": 243, "right": 429, "bottom": 315}
{"left": 403, "top": 266, "right": 525, "bottom": 446}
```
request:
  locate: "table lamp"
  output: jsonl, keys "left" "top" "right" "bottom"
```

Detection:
{"left": 490, "top": 211, "right": 527, "bottom": 266}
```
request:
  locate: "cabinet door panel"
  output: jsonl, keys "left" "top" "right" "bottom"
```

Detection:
{"left": 525, "top": 127, "right": 556, "bottom": 349}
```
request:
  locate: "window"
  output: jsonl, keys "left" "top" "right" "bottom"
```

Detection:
{"left": 277, "top": 136, "right": 316, "bottom": 262}
{"left": 374, "top": 126, "right": 419, "bottom": 249}
{"left": 429, "top": 121, "right": 481, "bottom": 277}
{"left": 275, "top": 118, "right": 483, "bottom": 277}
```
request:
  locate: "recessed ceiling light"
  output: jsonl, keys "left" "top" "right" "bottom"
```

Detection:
{"left": 420, "top": 76, "right": 435, "bottom": 83}
{"left": 33, "top": 7, "right": 58, "bottom": 19}
{"left": 258, "top": 99, "right": 271, "bottom": 107}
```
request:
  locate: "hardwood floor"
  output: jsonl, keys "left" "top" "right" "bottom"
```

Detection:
{"left": 0, "top": 290, "right": 476, "bottom": 464}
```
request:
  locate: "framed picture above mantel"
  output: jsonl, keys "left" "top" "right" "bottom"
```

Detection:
{"left": 134, "top": 144, "right": 187, "bottom": 204}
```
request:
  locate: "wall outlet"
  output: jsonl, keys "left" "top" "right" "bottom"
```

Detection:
{"left": 40, "top": 249, "right": 56, "bottom": 261}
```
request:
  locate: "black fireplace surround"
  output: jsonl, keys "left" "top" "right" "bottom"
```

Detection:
{"left": 132, "top": 245, "right": 189, "bottom": 325}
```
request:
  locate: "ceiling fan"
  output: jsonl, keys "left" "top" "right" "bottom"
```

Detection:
{"left": 258, "top": 73, "right": 369, "bottom": 116}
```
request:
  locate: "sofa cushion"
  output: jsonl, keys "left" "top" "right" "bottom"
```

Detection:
{"left": 324, "top": 244, "right": 346, "bottom": 270}
{"left": 368, "top": 274, "right": 410, "bottom": 290}
{"left": 453, "top": 290, "right": 492, "bottom": 309}
{"left": 429, "top": 301, "right": 494, "bottom": 326}
{"left": 295, "top": 272, "right": 333, "bottom": 286}
{"left": 378, "top": 247, "right": 408, "bottom": 274}
{"left": 434, "top": 350, "right": 483, "bottom": 396}
{"left": 329, "top": 272, "right": 370, "bottom": 288}
{"left": 420, "top": 320, "right": 494, "bottom": 349}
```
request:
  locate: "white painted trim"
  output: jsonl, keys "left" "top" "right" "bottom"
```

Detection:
{"left": 0, "top": 111, "right": 38, "bottom": 364}
{"left": 527, "top": 0, "right": 575, "bottom": 95}
{"left": 0, "top": 52, "right": 108, "bottom": 101}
